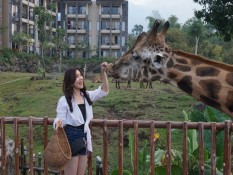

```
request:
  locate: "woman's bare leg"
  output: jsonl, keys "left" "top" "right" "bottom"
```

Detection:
{"left": 76, "top": 155, "right": 88, "bottom": 175}
{"left": 64, "top": 156, "right": 79, "bottom": 175}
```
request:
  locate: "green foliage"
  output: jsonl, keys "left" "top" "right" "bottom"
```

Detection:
{"left": 146, "top": 10, "right": 164, "bottom": 31}
{"left": 16, "top": 52, "right": 39, "bottom": 61}
{"left": 138, "top": 140, "right": 148, "bottom": 174}
{"left": 131, "top": 24, "right": 144, "bottom": 35}
{"left": 184, "top": 106, "right": 231, "bottom": 122}
{"left": 155, "top": 165, "right": 182, "bottom": 175}
{"left": 128, "top": 129, "right": 150, "bottom": 175}
{"left": 34, "top": 6, "right": 53, "bottom": 42}
{"left": 193, "top": 0, "right": 233, "bottom": 41}
{"left": 0, "top": 48, "right": 15, "bottom": 64}
{"left": 183, "top": 106, "right": 233, "bottom": 174}
{"left": 128, "top": 129, "right": 134, "bottom": 168}
{"left": 168, "top": 15, "right": 181, "bottom": 29}
{"left": 12, "top": 32, "right": 33, "bottom": 50}
{"left": 34, "top": 5, "right": 55, "bottom": 78}
{"left": 166, "top": 28, "right": 190, "bottom": 51}
{"left": 110, "top": 169, "right": 132, "bottom": 175}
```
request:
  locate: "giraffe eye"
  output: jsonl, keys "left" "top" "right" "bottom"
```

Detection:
{"left": 132, "top": 52, "right": 141, "bottom": 61}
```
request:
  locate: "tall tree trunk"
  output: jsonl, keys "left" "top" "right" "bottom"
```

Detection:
{"left": 59, "top": 50, "right": 62, "bottom": 73}
{"left": 41, "top": 48, "right": 46, "bottom": 78}
{"left": 195, "top": 36, "right": 199, "bottom": 55}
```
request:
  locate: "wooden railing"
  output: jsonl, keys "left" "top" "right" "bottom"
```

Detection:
{"left": 0, "top": 117, "right": 232, "bottom": 175}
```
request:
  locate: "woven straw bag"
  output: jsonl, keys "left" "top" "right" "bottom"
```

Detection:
{"left": 44, "top": 124, "right": 71, "bottom": 170}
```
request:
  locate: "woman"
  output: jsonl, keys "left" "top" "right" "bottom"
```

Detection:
{"left": 53, "top": 62, "right": 109, "bottom": 175}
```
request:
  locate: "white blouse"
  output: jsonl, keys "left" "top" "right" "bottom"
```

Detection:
{"left": 53, "top": 86, "right": 108, "bottom": 152}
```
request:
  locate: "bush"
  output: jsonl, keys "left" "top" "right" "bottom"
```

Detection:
{"left": 0, "top": 48, "right": 15, "bottom": 64}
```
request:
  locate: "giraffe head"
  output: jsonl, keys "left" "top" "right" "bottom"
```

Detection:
{"left": 107, "top": 32, "right": 147, "bottom": 81}
{"left": 131, "top": 20, "right": 172, "bottom": 80}
{"left": 107, "top": 20, "right": 171, "bottom": 82}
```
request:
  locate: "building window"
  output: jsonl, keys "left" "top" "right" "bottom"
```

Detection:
{"left": 39, "top": 0, "right": 43, "bottom": 6}
{"left": 89, "top": 36, "right": 91, "bottom": 44}
{"left": 68, "top": 50, "right": 75, "bottom": 58}
{"left": 101, "top": 36, "right": 110, "bottom": 45}
{"left": 78, "top": 21, "right": 85, "bottom": 30}
{"left": 111, "top": 6, "right": 120, "bottom": 15}
{"left": 122, "top": 36, "right": 125, "bottom": 46}
{"left": 101, "top": 21, "right": 110, "bottom": 30}
{"left": 68, "top": 35, "right": 76, "bottom": 45}
{"left": 113, "top": 21, "right": 120, "bottom": 30}
{"left": 101, "top": 6, "right": 110, "bottom": 14}
{"left": 67, "top": 6, "right": 76, "bottom": 14}
{"left": 89, "top": 21, "right": 92, "bottom": 30}
{"left": 67, "top": 21, "right": 76, "bottom": 29}
{"left": 101, "top": 50, "right": 109, "bottom": 57}
{"left": 122, "top": 21, "right": 125, "bottom": 31}
{"left": 114, "top": 36, "right": 119, "bottom": 45}
{"left": 57, "top": 13, "right": 61, "bottom": 21}
{"left": 113, "top": 50, "right": 120, "bottom": 58}
{"left": 78, "top": 6, "right": 86, "bottom": 15}
{"left": 77, "top": 35, "right": 85, "bottom": 43}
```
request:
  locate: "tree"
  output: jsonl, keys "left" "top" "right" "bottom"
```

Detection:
{"left": 12, "top": 32, "right": 33, "bottom": 52}
{"left": 131, "top": 24, "right": 143, "bottom": 36}
{"left": 182, "top": 18, "right": 205, "bottom": 55}
{"left": 193, "top": 0, "right": 233, "bottom": 41}
{"left": 34, "top": 5, "right": 54, "bottom": 78}
{"left": 146, "top": 10, "right": 164, "bottom": 31}
{"left": 168, "top": 15, "right": 181, "bottom": 29}
{"left": 54, "top": 28, "right": 68, "bottom": 73}
{"left": 166, "top": 28, "right": 190, "bottom": 52}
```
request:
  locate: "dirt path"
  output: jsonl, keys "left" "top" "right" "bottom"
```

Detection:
{"left": 0, "top": 77, "right": 30, "bottom": 86}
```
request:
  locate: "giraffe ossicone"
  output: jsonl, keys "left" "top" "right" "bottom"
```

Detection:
{"left": 107, "top": 20, "right": 233, "bottom": 118}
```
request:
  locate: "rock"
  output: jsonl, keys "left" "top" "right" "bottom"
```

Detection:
{"left": 0, "top": 138, "right": 15, "bottom": 175}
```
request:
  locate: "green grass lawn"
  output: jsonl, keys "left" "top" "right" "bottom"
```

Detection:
{"left": 0, "top": 72, "right": 196, "bottom": 120}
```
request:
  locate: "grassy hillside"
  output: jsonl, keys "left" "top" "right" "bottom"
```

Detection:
{"left": 0, "top": 72, "right": 196, "bottom": 120}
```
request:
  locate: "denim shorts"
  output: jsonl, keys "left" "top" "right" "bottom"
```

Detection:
{"left": 64, "top": 125, "right": 88, "bottom": 156}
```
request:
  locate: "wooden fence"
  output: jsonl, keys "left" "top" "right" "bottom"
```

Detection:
{"left": 0, "top": 117, "right": 232, "bottom": 175}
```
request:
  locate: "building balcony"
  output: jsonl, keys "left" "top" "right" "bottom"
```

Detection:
{"left": 111, "top": 45, "right": 121, "bottom": 49}
{"left": 67, "top": 14, "right": 87, "bottom": 19}
{"left": 101, "top": 44, "right": 120, "bottom": 49}
{"left": 69, "top": 44, "right": 76, "bottom": 49}
{"left": 67, "top": 29, "right": 86, "bottom": 34}
{"left": 100, "top": 29, "right": 120, "bottom": 34}
{"left": 101, "top": 29, "right": 110, "bottom": 34}
{"left": 111, "top": 29, "right": 120, "bottom": 34}
{"left": 100, "top": 14, "right": 121, "bottom": 19}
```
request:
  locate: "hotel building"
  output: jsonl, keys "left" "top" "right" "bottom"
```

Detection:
{"left": 0, "top": 0, "right": 128, "bottom": 58}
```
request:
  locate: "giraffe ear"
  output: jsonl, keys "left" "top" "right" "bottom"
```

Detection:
{"left": 161, "top": 21, "right": 170, "bottom": 36}
{"left": 148, "top": 20, "right": 160, "bottom": 38}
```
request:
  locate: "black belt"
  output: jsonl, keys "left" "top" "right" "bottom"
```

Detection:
{"left": 66, "top": 124, "right": 84, "bottom": 129}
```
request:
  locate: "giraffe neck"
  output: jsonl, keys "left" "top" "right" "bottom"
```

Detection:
{"left": 162, "top": 50, "right": 233, "bottom": 117}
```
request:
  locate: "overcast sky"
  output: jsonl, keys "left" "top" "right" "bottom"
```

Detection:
{"left": 128, "top": 0, "right": 202, "bottom": 32}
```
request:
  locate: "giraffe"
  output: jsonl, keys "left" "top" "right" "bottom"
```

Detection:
{"left": 108, "top": 46, "right": 153, "bottom": 90}
{"left": 113, "top": 78, "right": 131, "bottom": 89}
{"left": 107, "top": 20, "right": 233, "bottom": 117}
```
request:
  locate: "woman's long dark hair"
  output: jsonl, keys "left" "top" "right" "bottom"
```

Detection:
{"left": 63, "top": 68, "right": 93, "bottom": 112}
